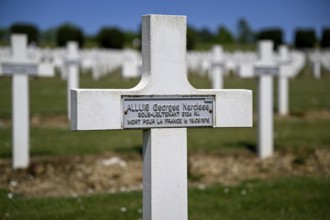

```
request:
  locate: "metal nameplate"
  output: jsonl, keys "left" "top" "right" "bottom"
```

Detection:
{"left": 122, "top": 96, "right": 215, "bottom": 129}
{"left": 65, "top": 59, "right": 80, "bottom": 66}
{"left": 254, "top": 66, "right": 279, "bottom": 76}
{"left": 2, "top": 63, "right": 38, "bottom": 75}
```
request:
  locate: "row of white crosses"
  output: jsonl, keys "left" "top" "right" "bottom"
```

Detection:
{"left": 187, "top": 48, "right": 258, "bottom": 79}
{"left": 0, "top": 39, "right": 130, "bottom": 168}
{"left": 47, "top": 46, "right": 137, "bottom": 81}
{"left": 186, "top": 45, "right": 305, "bottom": 81}
{"left": 309, "top": 49, "right": 330, "bottom": 78}
{"left": 78, "top": 48, "right": 127, "bottom": 80}
{"left": 70, "top": 15, "right": 252, "bottom": 220}
{"left": 78, "top": 49, "right": 123, "bottom": 80}
{"left": 121, "top": 49, "right": 142, "bottom": 78}
{"left": 0, "top": 35, "right": 307, "bottom": 169}
{"left": 1, "top": 39, "right": 309, "bottom": 83}
{"left": 323, "top": 51, "right": 330, "bottom": 71}
{"left": 186, "top": 50, "right": 211, "bottom": 77}
{"left": 0, "top": 34, "right": 54, "bottom": 169}
{"left": 210, "top": 45, "right": 225, "bottom": 89}
{"left": 6, "top": 44, "right": 133, "bottom": 81}
{"left": 187, "top": 46, "right": 233, "bottom": 84}
{"left": 189, "top": 42, "right": 305, "bottom": 162}
{"left": 3, "top": 41, "right": 142, "bottom": 119}
{"left": 27, "top": 42, "right": 135, "bottom": 118}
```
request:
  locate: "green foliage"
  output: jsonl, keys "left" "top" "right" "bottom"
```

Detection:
{"left": 10, "top": 23, "right": 39, "bottom": 45}
{"left": 257, "top": 28, "right": 283, "bottom": 49}
{"left": 97, "top": 27, "right": 125, "bottom": 49}
{"left": 187, "top": 25, "right": 237, "bottom": 50}
{"left": 83, "top": 35, "right": 98, "bottom": 48}
{"left": 321, "top": 28, "right": 330, "bottom": 48}
{"left": 198, "top": 27, "right": 215, "bottom": 43}
{"left": 3, "top": 18, "right": 266, "bottom": 49}
{"left": 294, "top": 29, "right": 317, "bottom": 49}
{"left": 0, "top": 27, "right": 8, "bottom": 40}
{"left": 0, "top": 27, "right": 9, "bottom": 45}
{"left": 123, "top": 31, "right": 140, "bottom": 49}
{"left": 187, "top": 25, "right": 198, "bottom": 50}
{"left": 237, "top": 18, "right": 255, "bottom": 44}
{"left": 57, "top": 23, "right": 84, "bottom": 48}
{"left": 40, "top": 28, "right": 56, "bottom": 47}
{"left": 215, "top": 26, "right": 235, "bottom": 44}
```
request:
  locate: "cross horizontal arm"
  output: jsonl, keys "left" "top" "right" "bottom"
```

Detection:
{"left": 0, "top": 60, "right": 54, "bottom": 77}
{"left": 200, "top": 89, "right": 252, "bottom": 127}
{"left": 70, "top": 15, "right": 252, "bottom": 131}
{"left": 70, "top": 88, "right": 252, "bottom": 130}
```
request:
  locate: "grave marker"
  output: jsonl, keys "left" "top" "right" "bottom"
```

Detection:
{"left": 255, "top": 40, "right": 278, "bottom": 159}
{"left": 311, "top": 50, "right": 321, "bottom": 79}
{"left": 0, "top": 34, "right": 54, "bottom": 169}
{"left": 70, "top": 15, "right": 252, "bottom": 220}
{"left": 277, "top": 45, "right": 291, "bottom": 116}
{"left": 122, "top": 49, "right": 141, "bottom": 78}
{"left": 65, "top": 42, "right": 80, "bottom": 119}
{"left": 210, "top": 45, "right": 224, "bottom": 89}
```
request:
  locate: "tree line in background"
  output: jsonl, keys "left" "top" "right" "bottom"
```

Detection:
{"left": 0, "top": 18, "right": 329, "bottom": 50}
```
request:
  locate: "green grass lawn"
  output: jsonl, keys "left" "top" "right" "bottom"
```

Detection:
{"left": 0, "top": 66, "right": 330, "bottom": 219}
{"left": 1, "top": 68, "right": 329, "bottom": 157}
{"left": 1, "top": 66, "right": 329, "bottom": 118}
{"left": 1, "top": 177, "right": 329, "bottom": 220}
{"left": 1, "top": 116, "right": 329, "bottom": 157}
{"left": 0, "top": 69, "right": 141, "bottom": 118}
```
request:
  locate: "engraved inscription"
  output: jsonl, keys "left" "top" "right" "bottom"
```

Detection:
{"left": 123, "top": 96, "right": 214, "bottom": 129}
{"left": 2, "top": 63, "right": 38, "bottom": 75}
{"left": 254, "top": 66, "right": 279, "bottom": 76}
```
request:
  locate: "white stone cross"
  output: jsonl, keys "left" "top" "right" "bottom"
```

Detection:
{"left": 311, "top": 49, "right": 322, "bottom": 79}
{"left": 277, "top": 45, "right": 291, "bottom": 116}
{"left": 0, "top": 34, "right": 54, "bottom": 169}
{"left": 64, "top": 41, "right": 80, "bottom": 119}
{"left": 210, "top": 45, "right": 225, "bottom": 89}
{"left": 71, "top": 15, "right": 252, "bottom": 220}
{"left": 254, "top": 40, "right": 278, "bottom": 159}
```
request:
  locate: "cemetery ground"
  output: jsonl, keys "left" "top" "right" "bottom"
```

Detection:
{"left": 1, "top": 67, "right": 330, "bottom": 219}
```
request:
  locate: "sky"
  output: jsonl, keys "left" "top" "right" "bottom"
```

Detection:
{"left": 0, "top": 0, "right": 329, "bottom": 43}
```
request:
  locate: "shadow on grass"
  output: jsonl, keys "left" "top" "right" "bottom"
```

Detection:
{"left": 113, "top": 145, "right": 143, "bottom": 156}
{"left": 237, "top": 141, "right": 257, "bottom": 153}
{"left": 221, "top": 141, "right": 257, "bottom": 154}
{"left": 0, "top": 152, "right": 11, "bottom": 158}
{"left": 31, "top": 150, "right": 54, "bottom": 157}
{"left": 290, "top": 110, "right": 306, "bottom": 118}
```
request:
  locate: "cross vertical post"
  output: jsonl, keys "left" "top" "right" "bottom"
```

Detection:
{"left": 65, "top": 41, "right": 80, "bottom": 119}
{"left": 278, "top": 45, "right": 291, "bottom": 116}
{"left": 143, "top": 128, "right": 187, "bottom": 219}
{"left": 211, "top": 45, "right": 224, "bottom": 89}
{"left": 312, "top": 50, "right": 321, "bottom": 79}
{"left": 140, "top": 15, "right": 190, "bottom": 219}
{"left": 12, "top": 35, "right": 29, "bottom": 169}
